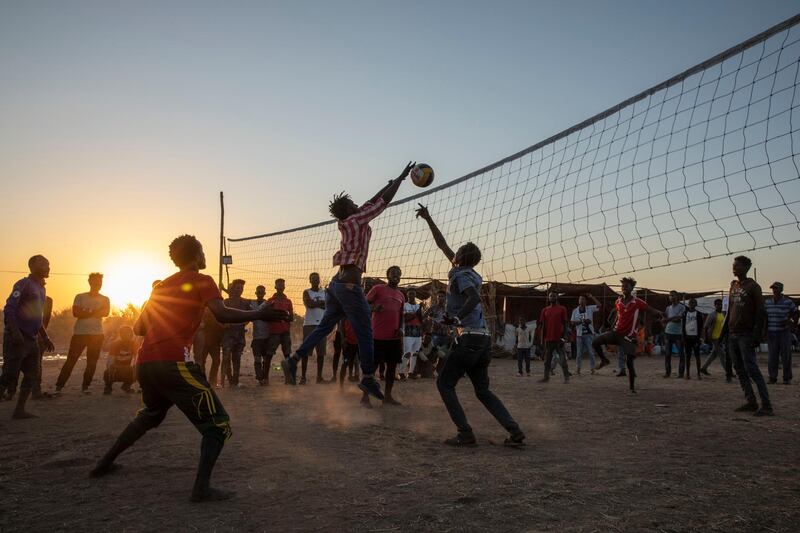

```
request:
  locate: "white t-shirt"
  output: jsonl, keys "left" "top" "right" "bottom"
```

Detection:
{"left": 73, "top": 292, "right": 109, "bottom": 336}
{"left": 303, "top": 288, "right": 326, "bottom": 326}
{"left": 515, "top": 326, "right": 533, "bottom": 349}
{"left": 570, "top": 304, "right": 598, "bottom": 336}
{"left": 684, "top": 310, "right": 700, "bottom": 337}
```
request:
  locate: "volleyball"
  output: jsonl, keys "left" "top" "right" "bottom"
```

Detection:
{"left": 411, "top": 163, "right": 434, "bottom": 187}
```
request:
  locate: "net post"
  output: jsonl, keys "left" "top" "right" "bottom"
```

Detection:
{"left": 219, "top": 191, "right": 225, "bottom": 288}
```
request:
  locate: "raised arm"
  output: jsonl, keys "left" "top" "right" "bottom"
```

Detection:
{"left": 369, "top": 161, "right": 414, "bottom": 205}
{"left": 415, "top": 204, "right": 455, "bottom": 262}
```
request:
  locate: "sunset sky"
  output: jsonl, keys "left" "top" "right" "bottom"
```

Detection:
{"left": 2, "top": 0, "right": 799, "bottom": 310}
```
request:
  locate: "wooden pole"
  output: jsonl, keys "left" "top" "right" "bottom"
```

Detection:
{"left": 218, "top": 191, "right": 225, "bottom": 288}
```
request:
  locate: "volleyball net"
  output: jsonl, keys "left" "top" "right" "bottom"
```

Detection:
{"left": 226, "top": 14, "right": 800, "bottom": 305}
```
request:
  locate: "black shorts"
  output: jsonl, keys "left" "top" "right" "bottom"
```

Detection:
{"left": 374, "top": 338, "right": 403, "bottom": 365}
{"left": 135, "top": 361, "right": 231, "bottom": 443}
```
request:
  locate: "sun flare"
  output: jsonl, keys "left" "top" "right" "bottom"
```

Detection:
{"left": 100, "top": 252, "right": 174, "bottom": 308}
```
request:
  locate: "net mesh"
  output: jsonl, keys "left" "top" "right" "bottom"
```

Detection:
{"left": 227, "top": 15, "right": 800, "bottom": 304}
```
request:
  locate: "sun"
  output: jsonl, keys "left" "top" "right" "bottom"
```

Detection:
{"left": 101, "top": 252, "right": 174, "bottom": 309}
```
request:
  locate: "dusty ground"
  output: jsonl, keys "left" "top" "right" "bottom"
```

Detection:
{"left": 1, "top": 353, "right": 799, "bottom": 532}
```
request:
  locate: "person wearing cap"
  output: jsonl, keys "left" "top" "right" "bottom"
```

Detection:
{"left": 764, "top": 281, "right": 798, "bottom": 385}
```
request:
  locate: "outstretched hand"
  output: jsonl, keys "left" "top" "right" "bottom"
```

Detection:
{"left": 415, "top": 203, "right": 431, "bottom": 221}
{"left": 259, "top": 305, "right": 290, "bottom": 322}
{"left": 399, "top": 161, "right": 416, "bottom": 180}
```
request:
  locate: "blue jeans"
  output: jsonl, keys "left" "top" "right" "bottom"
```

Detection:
{"left": 437, "top": 334, "right": 521, "bottom": 437}
{"left": 729, "top": 333, "right": 771, "bottom": 407}
{"left": 767, "top": 329, "right": 792, "bottom": 383}
{"left": 516, "top": 347, "right": 531, "bottom": 374}
{"left": 295, "top": 279, "right": 375, "bottom": 375}
{"left": 575, "top": 335, "right": 595, "bottom": 370}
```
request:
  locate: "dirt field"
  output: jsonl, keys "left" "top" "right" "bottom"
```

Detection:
{"left": 2, "top": 353, "right": 799, "bottom": 532}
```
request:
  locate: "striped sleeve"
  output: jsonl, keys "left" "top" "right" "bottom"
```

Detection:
{"left": 352, "top": 198, "right": 387, "bottom": 224}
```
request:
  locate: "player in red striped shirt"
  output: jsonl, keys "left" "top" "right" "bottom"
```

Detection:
{"left": 282, "top": 162, "right": 415, "bottom": 401}
{"left": 592, "top": 277, "right": 664, "bottom": 393}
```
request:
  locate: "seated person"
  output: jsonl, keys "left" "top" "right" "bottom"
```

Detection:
{"left": 411, "top": 334, "right": 444, "bottom": 379}
{"left": 103, "top": 325, "right": 136, "bottom": 394}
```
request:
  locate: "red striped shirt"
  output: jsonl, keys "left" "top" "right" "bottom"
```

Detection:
{"left": 332, "top": 197, "right": 387, "bottom": 272}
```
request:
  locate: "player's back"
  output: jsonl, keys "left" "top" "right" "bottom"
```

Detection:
{"left": 138, "top": 271, "right": 221, "bottom": 364}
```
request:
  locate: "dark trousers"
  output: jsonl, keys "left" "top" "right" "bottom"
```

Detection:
{"left": 516, "top": 347, "right": 531, "bottom": 374}
{"left": 295, "top": 279, "right": 375, "bottom": 375}
{"left": 543, "top": 340, "right": 568, "bottom": 378}
{"left": 729, "top": 333, "right": 771, "bottom": 407}
{"left": 592, "top": 330, "right": 636, "bottom": 390}
{"left": 436, "top": 334, "right": 521, "bottom": 437}
{"left": 684, "top": 336, "right": 702, "bottom": 377}
{"left": 303, "top": 325, "right": 327, "bottom": 380}
{"left": 0, "top": 333, "right": 39, "bottom": 396}
{"left": 767, "top": 329, "right": 793, "bottom": 383}
{"left": 339, "top": 343, "right": 359, "bottom": 385}
{"left": 221, "top": 335, "right": 244, "bottom": 386}
{"left": 664, "top": 334, "right": 684, "bottom": 376}
{"left": 104, "top": 365, "right": 134, "bottom": 391}
{"left": 251, "top": 338, "right": 271, "bottom": 382}
{"left": 198, "top": 334, "right": 221, "bottom": 387}
{"left": 56, "top": 334, "right": 104, "bottom": 390}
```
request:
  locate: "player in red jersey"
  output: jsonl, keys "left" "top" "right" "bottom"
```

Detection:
{"left": 89, "top": 235, "right": 288, "bottom": 502}
{"left": 592, "top": 277, "right": 664, "bottom": 393}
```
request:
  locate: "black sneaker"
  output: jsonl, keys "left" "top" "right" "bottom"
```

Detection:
{"left": 734, "top": 402, "right": 759, "bottom": 412}
{"left": 358, "top": 377, "right": 385, "bottom": 400}
{"left": 504, "top": 431, "right": 526, "bottom": 447}
{"left": 754, "top": 405, "right": 774, "bottom": 417}
{"left": 768, "top": 378, "right": 778, "bottom": 384}
{"left": 444, "top": 434, "right": 478, "bottom": 447}
{"left": 281, "top": 357, "right": 297, "bottom": 385}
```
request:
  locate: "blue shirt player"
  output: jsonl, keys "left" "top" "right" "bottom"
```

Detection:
{"left": 1, "top": 254, "right": 55, "bottom": 419}
{"left": 416, "top": 204, "right": 525, "bottom": 447}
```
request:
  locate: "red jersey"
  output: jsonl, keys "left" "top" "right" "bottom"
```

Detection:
{"left": 138, "top": 271, "right": 222, "bottom": 364}
{"left": 614, "top": 296, "right": 649, "bottom": 337}
{"left": 332, "top": 198, "right": 387, "bottom": 272}
{"left": 343, "top": 320, "right": 357, "bottom": 345}
{"left": 367, "top": 283, "right": 405, "bottom": 340}
{"left": 539, "top": 305, "right": 568, "bottom": 342}
{"left": 266, "top": 293, "right": 294, "bottom": 334}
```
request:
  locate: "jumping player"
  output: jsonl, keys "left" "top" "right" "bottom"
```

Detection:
{"left": 89, "top": 235, "right": 288, "bottom": 502}
{"left": 592, "top": 277, "right": 664, "bottom": 393}
{"left": 416, "top": 204, "right": 525, "bottom": 447}
{"left": 282, "top": 162, "right": 416, "bottom": 400}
